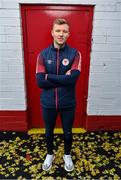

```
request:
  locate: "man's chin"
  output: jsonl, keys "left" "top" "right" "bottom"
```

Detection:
{"left": 57, "top": 42, "right": 65, "bottom": 46}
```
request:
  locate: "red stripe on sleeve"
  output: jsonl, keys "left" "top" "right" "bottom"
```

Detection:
{"left": 36, "top": 54, "right": 46, "bottom": 73}
{"left": 71, "top": 51, "right": 81, "bottom": 72}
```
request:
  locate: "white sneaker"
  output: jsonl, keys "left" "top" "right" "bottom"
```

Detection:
{"left": 42, "top": 154, "right": 55, "bottom": 171}
{"left": 63, "top": 155, "right": 74, "bottom": 172}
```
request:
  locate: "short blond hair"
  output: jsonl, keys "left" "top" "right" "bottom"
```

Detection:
{"left": 52, "top": 18, "right": 70, "bottom": 29}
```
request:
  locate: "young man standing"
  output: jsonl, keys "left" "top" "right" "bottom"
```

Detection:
{"left": 36, "top": 18, "right": 81, "bottom": 172}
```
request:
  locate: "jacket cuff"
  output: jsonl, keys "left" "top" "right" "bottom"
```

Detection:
{"left": 47, "top": 74, "right": 55, "bottom": 80}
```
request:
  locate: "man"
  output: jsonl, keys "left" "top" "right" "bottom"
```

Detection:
{"left": 36, "top": 18, "right": 81, "bottom": 172}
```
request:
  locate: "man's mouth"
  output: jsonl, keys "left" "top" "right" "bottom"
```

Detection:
{"left": 57, "top": 37, "right": 64, "bottom": 41}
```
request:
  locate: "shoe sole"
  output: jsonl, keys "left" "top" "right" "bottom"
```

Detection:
{"left": 42, "top": 155, "right": 55, "bottom": 171}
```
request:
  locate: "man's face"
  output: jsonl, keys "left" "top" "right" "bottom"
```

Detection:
{"left": 51, "top": 24, "right": 70, "bottom": 47}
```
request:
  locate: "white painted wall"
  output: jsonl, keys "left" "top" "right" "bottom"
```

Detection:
{"left": 0, "top": 0, "right": 121, "bottom": 115}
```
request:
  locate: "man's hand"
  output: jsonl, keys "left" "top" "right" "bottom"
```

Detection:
{"left": 66, "top": 70, "right": 71, "bottom": 75}
{"left": 45, "top": 74, "right": 48, "bottom": 80}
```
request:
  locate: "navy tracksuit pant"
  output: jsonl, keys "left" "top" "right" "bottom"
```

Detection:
{"left": 42, "top": 107, "right": 75, "bottom": 155}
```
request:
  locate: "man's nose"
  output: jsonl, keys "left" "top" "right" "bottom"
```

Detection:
{"left": 59, "top": 31, "right": 64, "bottom": 36}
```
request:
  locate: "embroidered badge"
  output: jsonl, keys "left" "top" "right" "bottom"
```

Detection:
{"left": 62, "top": 58, "right": 69, "bottom": 66}
{"left": 48, "top": 60, "right": 52, "bottom": 64}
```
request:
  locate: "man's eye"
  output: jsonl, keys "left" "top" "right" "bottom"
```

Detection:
{"left": 63, "top": 30, "right": 68, "bottom": 33}
{"left": 55, "top": 30, "right": 68, "bottom": 33}
{"left": 55, "top": 30, "right": 60, "bottom": 32}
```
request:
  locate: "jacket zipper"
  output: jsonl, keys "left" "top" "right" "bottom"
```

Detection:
{"left": 55, "top": 49, "right": 59, "bottom": 109}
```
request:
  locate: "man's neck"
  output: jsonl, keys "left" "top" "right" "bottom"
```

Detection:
{"left": 53, "top": 42, "right": 65, "bottom": 49}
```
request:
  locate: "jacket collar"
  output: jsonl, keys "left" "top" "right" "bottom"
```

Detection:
{"left": 50, "top": 43, "right": 68, "bottom": 51}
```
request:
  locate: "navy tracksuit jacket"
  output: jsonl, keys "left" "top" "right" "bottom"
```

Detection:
{"left": 36, "top": 44, "right": 81, "bottom": 109}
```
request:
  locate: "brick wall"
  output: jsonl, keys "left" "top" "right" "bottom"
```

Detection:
{"left": 0, "top": 0, "right": 121, "bottom": 115}
{"left": 87, "top": 0, "right": 121, "bottom": 115}
{"left": 0, "top": 0, "right": 26, "bottom": 110}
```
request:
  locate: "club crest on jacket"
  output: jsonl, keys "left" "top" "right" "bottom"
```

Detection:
{"left": 62, "top": 58, "right": 69, "bottom": 66}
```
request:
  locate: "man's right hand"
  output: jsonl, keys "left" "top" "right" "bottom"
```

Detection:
{"left": 66, "top": 70, "right": 71, "bottom": 75}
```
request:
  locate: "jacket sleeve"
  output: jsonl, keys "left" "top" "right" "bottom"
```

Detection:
{"left": 36, "top": 53, "right": 58, "bottom": 88}
{"left": 47, "top": 51, "right": 81, "bottom": 86}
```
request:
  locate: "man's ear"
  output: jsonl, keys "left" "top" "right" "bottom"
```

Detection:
{"left": 67, "top": 31, "right": 70, "bottom": 38}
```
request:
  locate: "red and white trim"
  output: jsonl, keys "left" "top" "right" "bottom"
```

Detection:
{"left": 71, "top": 51, "right": 81, "bottom": 72}
{"left": 55, "top": 49, "right": 60, "bottom": 109}
{"left": 36, "top": 54, "right": 46, "bottom": 73}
